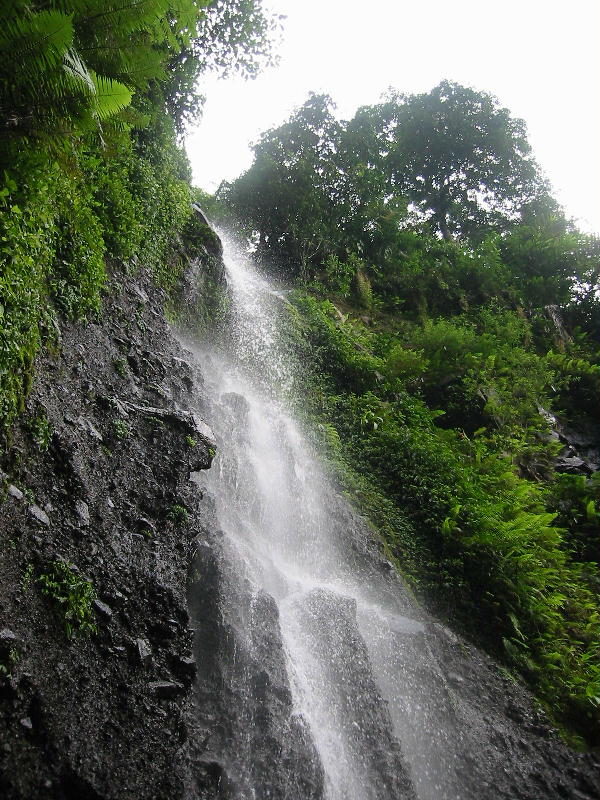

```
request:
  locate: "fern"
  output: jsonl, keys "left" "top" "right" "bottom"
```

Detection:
{"left": 90, "top": 73, "right": 133, "bottom": 120}
{"left": 62, "top": 47, "right": 95, "bottom": 92}
{"left": 0, "top": 10, "right": 74, "bottom": 81}
{"left": 75, "top": 0, "right": 194, "bottom": 38}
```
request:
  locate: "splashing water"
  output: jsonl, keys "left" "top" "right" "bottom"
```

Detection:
{"left": 185, "top": 231, "right": 482, "bottom": 800}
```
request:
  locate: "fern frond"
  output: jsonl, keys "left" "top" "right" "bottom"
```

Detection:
{"left": 90, "top": 72, "right": 133, "bottom": 120}
{"left": 76, "top": 1, "right": 173, "bottom": 38}
{"left": 0, "top": 10, "right": 74, "bottom": 74}
{"left": 62, "top": 47, "right": 95, "bottom": 93}
{"left": 80, "top": 40, "right": 166, "bottom": 86}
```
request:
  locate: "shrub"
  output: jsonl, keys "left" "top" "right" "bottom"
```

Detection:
{"left": 38, "top": 561, "right": 97, "bottom": 639}
{"left": 28, "top": 410, "right": 53, "bottom": 452}
{"left": 285, "top": 289, "right": 600, "bottom": 743}
{"left": 167, "top": 504, "right": 189, "bottom": 525}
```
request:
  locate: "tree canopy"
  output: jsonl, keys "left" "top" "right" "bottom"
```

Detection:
{"left": 222, "top": 83, "right": 594, "bottom": 309}
{"left": 380, "top": 81, "right": 546, "bottom": 239}
{"left": 218, "top": 85, "right": 600, "bottom": 744}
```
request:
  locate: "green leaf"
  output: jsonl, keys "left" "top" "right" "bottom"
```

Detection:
{"left": 0, "top": 11, "right": 74, "bottom": 74}
{"left": 90, "top": 72, "right": 133, "bottom": 119}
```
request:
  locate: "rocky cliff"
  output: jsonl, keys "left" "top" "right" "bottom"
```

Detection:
{"left": 0, "top": 234, "right": 223, "bottom": 798}
{"left": 1, "top": 223, "right": 598, "bottom": 800}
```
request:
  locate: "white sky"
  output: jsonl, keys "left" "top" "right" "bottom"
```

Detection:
{"left": 186, "top": 0, "right": 599, "bottom": 233}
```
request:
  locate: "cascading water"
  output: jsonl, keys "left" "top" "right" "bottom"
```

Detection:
{"left": 182, "top": 232, "right": 571, "bottom": 800}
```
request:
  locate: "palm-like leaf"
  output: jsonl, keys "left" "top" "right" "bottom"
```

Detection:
{"left": 0, "top": 10, "right": 74, "bottom": 76}
{"left": 90, "top": 72, "right": 133, "bottom": 120}
{"left": 62, "top": 47, "right": 95, "bottom": 92}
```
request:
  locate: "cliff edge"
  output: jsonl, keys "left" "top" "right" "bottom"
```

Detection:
{"left": 0, "top": 237, "right": 222, "bottom": 799}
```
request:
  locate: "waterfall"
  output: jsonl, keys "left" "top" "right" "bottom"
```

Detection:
{"left": 183, "top": 233, "right": 519, "bottom": 800}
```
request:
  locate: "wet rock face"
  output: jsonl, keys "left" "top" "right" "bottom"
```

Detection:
{"left": 176, "top": 207, "right": 226, "bottom": 335}
{"left": 0, "top": 259, "right": 218, "bottom": 800}
{"left": 187, "top": 537, "right": 325, "bottom": 800}
{"left": 288, "top": 589, "right": 416, "bottom": 800}
{"left": 555, "top": 418, "right": 600, "bottom": 474}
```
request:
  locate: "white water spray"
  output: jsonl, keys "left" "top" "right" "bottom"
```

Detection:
{"left": 186, "top": 232, "right": 475, "bottom": 800}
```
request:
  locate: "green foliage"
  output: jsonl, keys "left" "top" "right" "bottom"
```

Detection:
{"left": 286, "top": 287, "right": 599, "bottom": 744}
{"left": 84, "top": 145, "right": 144, "bottom": 261}
{"left": 28, "top": 410, "right": 54, "bottom": 452}
{"left": 384, "top": 344, "right": 428, "bottom": 384}
{"left": 49, "top": 178, "right": 106, "bottom": 319}
{"left": 0, "top": 0, "right": 278, "bottom": 431}
{"left": 368, "top": 233, "right": 516, "bottom": 319}
{"left": 499, "top": 226, "right": 597, "bottom": 307}
{"left": 548, "top": 473, "right": 600, "bottom": 564}
{"left": 0, "top": 646, "right": 20, "bottom": 680}
{"left": 377, "top": 308, "right": 561, "bottom": 460}
{"left": 0, "top": 187, "right": 47, "bottom": 428}
{"left": 21, "top": 562, "right": 34, "bottom": 592}
{"left": 322, "top": 254, "right": 356, "bottom": 297}
{"left": 354, "top": 267, "right": 373, "bottom": 310}
{"left": 1, "top": 4, "right": 130, "bottom": 150}
{"left": 0, "top": 0, "right": 280, "bottom": 439}
{"left": 380, "top": 81, "right": 545, "bottom": 239}
{"left": 0, "top": 157, "right": 105, "bottom": 430}
{"left": 0, "top": 90, "right": 203, "bottom": 433}
{"left": 166, "top": 0, "right": 281, "bottom": 132}
{"left": 223, "top": 82, "right": 554, "bottom": 286}
{"left": 0, "top": 0, "right": 260, "bottom": 152}
{"left": 193, "top": 0, "right": 280, "bottom": 76}
{"left": 38, "top": 560, "right": 97, "bottom": 638}
{"left": 545, "top": 347, "right": 600, "bottom": 422}
{"left": 287, "top": 293, "right": 384, "bottom": 394}
{"left": 167, "top": 504, "right": 189, "bottom": 525}
{"left": 113, "top": 419, "right": 131, "bottom": 440}
{"left": 221, "top": 93, "right": 352, "bottom": 278}
{"left": 113, "top": 358, "right": 128, "bottom": 378}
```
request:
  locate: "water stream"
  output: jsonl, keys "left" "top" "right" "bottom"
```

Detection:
{"left": 186, "top": 232, "right": 474, "bottom": 800}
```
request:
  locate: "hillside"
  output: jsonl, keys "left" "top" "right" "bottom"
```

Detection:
{"left": 215, "top": 87, "right": 600, "bottom": 745}
{"left": 0, "top": 2, "right": 599, "bottom": 797}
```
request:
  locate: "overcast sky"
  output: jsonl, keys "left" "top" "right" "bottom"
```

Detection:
{"left": 186, "top": 0, "right": 599, "bottom": 233}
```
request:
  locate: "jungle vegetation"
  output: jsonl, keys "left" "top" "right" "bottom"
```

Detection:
{"left": 1, "top": 0, "right": 598, "bottom": 749}
{"left": 218, "top": 86, "right": 600, "bottom": 745}
{"left": 0, "top": 0, "right": 277, "bottom": 431}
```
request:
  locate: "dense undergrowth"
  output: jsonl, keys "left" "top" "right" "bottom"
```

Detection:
{"left": 0, "top": 120, "right": 202, "bottom": 433}
{"left": 216, "top": 90, "right": 600, "bottom": 745}
{"left": 283, "top": 291, "right": 599, "bottom": 745}
{"left": 0, "top": 0, "right": 275, "bottom": 434}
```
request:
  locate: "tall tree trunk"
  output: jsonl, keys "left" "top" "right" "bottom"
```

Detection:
{"left": 437, "top": 211, "right": 451, "bottom": 240}
{"left": 435, "top": 186, "right": 452, "bottom": 240}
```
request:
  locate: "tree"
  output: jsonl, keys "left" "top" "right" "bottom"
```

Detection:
{"left": 164, "top": 0, "right": 282, "bottom": 133}
{"left": 0, "top": 0, "right": 279, "bottom": 147}
{"left": 223, "top": 93, "right": 403, "bottom": 278}
{"left": 222, "top": 93, "right": 347, "bottom": 278}
{"left": 380, "top": 81, "right": 546, "bottom": 240}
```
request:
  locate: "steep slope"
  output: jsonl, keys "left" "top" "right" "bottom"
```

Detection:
{"left": 0, "top": 246, "right": 220, "bottom": 798}
{"left": 184, "top": 230, "right": 599, "bottom": 800}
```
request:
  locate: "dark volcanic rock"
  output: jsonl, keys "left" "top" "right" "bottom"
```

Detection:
{"left": 0, "top": 252, "right": 222, "bottom": 800}
{"left": 148, "top": 680, "right": 185, "bottom": 699}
